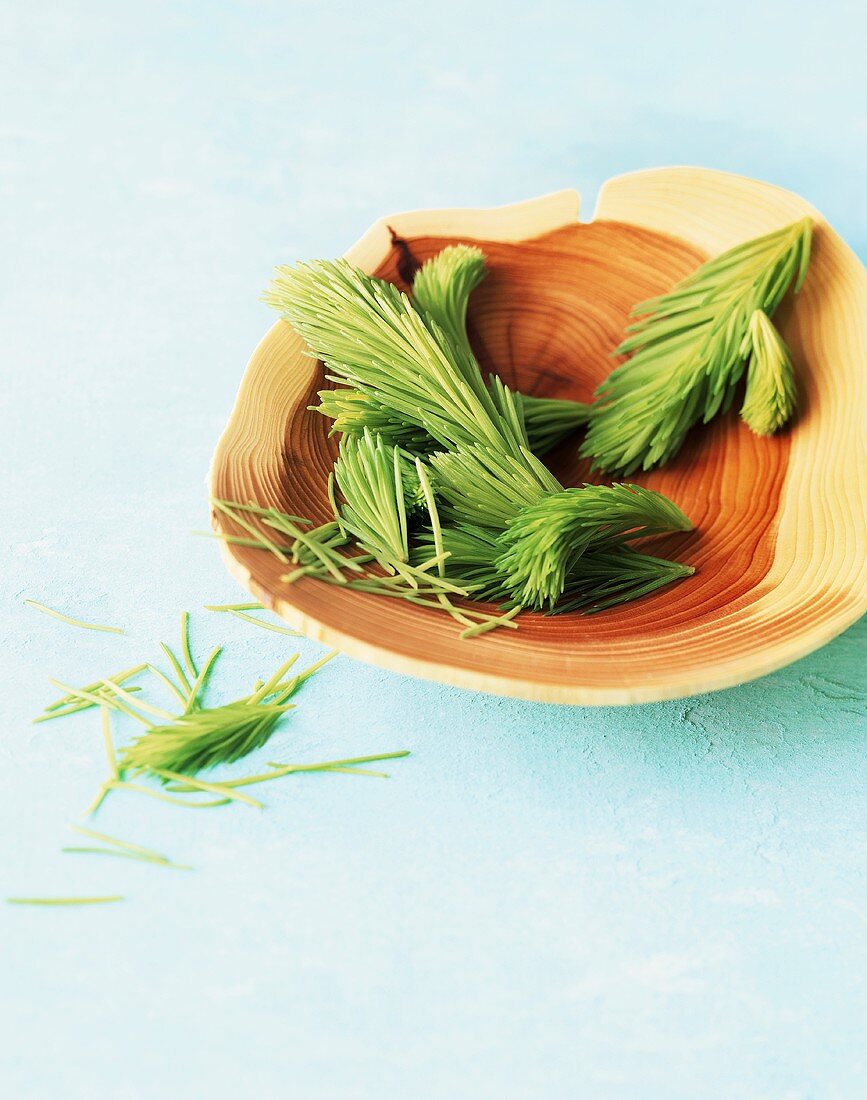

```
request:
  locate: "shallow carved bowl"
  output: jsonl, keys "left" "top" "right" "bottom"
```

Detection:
{"left": 210, "top": 168, "right": 867, "bottom": 704}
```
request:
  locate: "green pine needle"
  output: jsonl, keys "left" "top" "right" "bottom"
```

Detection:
{"left": 223, "top": 610, "right": 302, "bottom": 636}
{"left": 24, "top": 599, "right": 125, "bottom": 634}
{"left": 7, "top": 895, "right": 124, "bottom": 907}
{"left": 117, "top": 650, "right": 338, "bottom": 779}
{"left": 203, "top": 602, "right": 265, "bottom": 612}
{"left": 582, "top": 217, "right": 812, "bottom": 474}
{"left": 740, "top": 309, "right": 798, "bottom": 436}
{"left": 63, "top": 825, "right": 192, "bottom": 870}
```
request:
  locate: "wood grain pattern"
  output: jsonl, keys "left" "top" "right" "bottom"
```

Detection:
{"left": 209, "top": 170, "right": 867, "bottom": 704}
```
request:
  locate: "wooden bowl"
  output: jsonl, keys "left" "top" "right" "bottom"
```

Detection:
{"left": 210, "top": 167, "right": 867, "bottom": 705}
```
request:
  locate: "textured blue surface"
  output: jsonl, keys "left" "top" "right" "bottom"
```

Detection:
{"left": 2, "top": 3, "right": 866, "bottom": 1097}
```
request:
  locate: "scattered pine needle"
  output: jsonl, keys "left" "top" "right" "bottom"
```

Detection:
{"left": 71, "top": 824, "right": 184, "bottom": 863}
{"left": 7, "top": 896, "right": 124, "bottom": 907}
{"left": 63, "top": 824, "right": 192, "bottom": 870}
{"left": 61, "top": 847, "right": 192, "bottom": 871}
{"left": 167, "top": 749, "right": 412, "bottom": 791}
{"left": 225, "top": 609, "right": 301, "bottom": 636}
{"left": 204, "top": 602, "right": 264, "bottom": 612}
{"left": 24, "top": 599, "right": 125, "bottom": 635}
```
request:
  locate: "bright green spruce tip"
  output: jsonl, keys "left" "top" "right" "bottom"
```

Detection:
{"left": 740, "top": 308, "right": 798, "bottom": 436}
{"left": 582, "top": 217, "right": 812, "bottom": 475}
{"left": 19, "top": 613, "right": 412, "bottom": 906}
{"left": 411, "top": 242, "right": 488, "bottom": 349}
{"left": 119, "top": 650, "right": 336, "bottom": 778}
{"left": 306, "top": 244, "right": 589, "bottom": 457}
{"left": 495, "top": 483, "right": 694, "bottom": 611}
{"left": 46, "top": 614, "right": 406, "bottom": 817}
{"left": 121, "top": 697, "right": 296, "bottom": 776}
{"left": 264, "top": 253, "right": 534, "bottom": 459}
{"left": 411, "top": 245, "right": 590, "bottom": 452}
{"left": 46, "top": 613, "right": 341, "bottom": 803}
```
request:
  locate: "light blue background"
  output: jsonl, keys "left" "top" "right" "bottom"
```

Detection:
{"left": 2, "top": 3, "right": 866, "bottom": 1097}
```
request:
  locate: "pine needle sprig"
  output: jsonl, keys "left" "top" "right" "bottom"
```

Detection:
{"left": 494, "top": 483, "right": 694, "bottom": 610}
{"left": 315, "top": 382, "right": 590, "bottom": 458}
{"left": 332, "top": 430, "right": 463, "bottom": 594}
{"left": 254, "top": 245, "right": 699, "bottom": 626}
{"left": 582, "top": 217, "right": 813, "bottom": 474}
{"left": 412, "top": 243, "right": 488, "bottom": 356}
{"left": 264, "top": 258, "right": 530, "bottom": 459}
{"left": 429, "top": 441, "right": 561, "bottom": 529}
{"left": 41, "top": 619, "right": 340, "bottom": 813}
{"left": 740, "top": 309, "right": 798, "bottom": 436}
{"left": 517, "top": 393, "right": 592, "bottom": 455}
{"left": 119, "top": 699, "right": 295, "bottom": 777}
{"left": 314, "top": 387, "right": 436, "bottom": 451}
{"left": 416, "top": 479, "right": 695, "bottom": 616}
{"left": 118, "top": 652, "right": 327, "bottom": 778}
{"left": 554, "top": 547, "right": 695, "bottom": 614}
{"left": 412, "top": 247, "right": 591, "bottom": 454}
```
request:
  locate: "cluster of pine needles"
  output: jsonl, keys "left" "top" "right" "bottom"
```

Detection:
{"left": 12, "top": 607, "right": 408, "bottom": 904}
{"left": 38, "top": 611, "right": 407, "bottom": 817}
{"left": 215, "top": 216, "right": 811, "bottom": 635}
